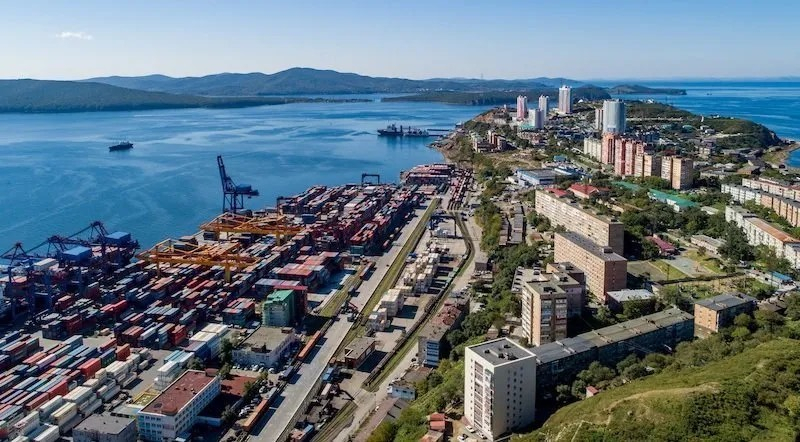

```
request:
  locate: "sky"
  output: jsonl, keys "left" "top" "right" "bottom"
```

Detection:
{"left": 2, "top": 0, "right": 799, "bottom": 81}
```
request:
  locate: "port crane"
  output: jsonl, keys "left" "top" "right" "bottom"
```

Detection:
{"left": 136, "top": 239, "right": 257, "bottom": 283}
{"left": 361, "top": 173, "right": 380, "bottom": 185}
{"left": 200, "top": 212, "right": 304, "bottom": 244}
{"left": 218, "top": 155, "right": 259, "bottom": 214}
{"left": 0, "top": 243, "right": 41, "bottom": 320}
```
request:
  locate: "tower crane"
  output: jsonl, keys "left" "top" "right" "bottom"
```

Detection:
{"left": 218, "top": 155, "right": 259, "bottom": 214}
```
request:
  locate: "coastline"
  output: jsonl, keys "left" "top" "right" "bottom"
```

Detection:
{"left": 764, "top": 140, "right": 800, "bottom": 171}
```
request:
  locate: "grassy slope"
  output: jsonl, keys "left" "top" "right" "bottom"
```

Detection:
{"left": 519, "top": 338, "right": 800, "bottom": 442}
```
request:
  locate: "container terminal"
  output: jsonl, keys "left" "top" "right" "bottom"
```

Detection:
{"left": 0, "top": 160, "right": 465, "bottom": 442}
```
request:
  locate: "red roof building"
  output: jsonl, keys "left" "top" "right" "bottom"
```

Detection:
{"left": 568, "top": 183, "right": 608, "bottom": 200}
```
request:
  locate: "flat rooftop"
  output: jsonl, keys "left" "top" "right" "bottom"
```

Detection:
{"left": 468, "top": 338, "right": 534, "bottom": 367}
{"left": 74, "top": 414, "right": 134, "bottom": 435}
{"left": 345, "top": 337, "right": 376, "bottom": 359}
{"left": 606, "top": 289, "right": 655, "bottom": 303}
{"left": 555, "top": 231, "right": 626, "bottom": 262}
{"left": 142, "top": 370, "right": 216, "bottom": 416}
{"left": 696, "top": 293, "right": 756, "bottom": 311}
{"left": 239, "top": 326, "right": 292, "bottom": 353}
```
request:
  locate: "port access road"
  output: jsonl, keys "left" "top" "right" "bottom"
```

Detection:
{"left": 247, "top": 203, "right": 432, "bottom": 442}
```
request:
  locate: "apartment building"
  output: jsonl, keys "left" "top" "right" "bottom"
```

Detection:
{"left": 464, "top": 338, "right": 537, "bottom": 441}
{"left": 553, "top": 231, "right": 627, "bottom": 299}
{"left": 632, "top": 153, "right": 662, "bottom": 178}
{"left": 694, "top": 292, "right": 757, "bottom": 337}
{"left": 660, "top": 156, "right": 694, "bottom": 190}
{"left": 742, "top": 177, "right": 800, "bottom": 201}
{"left": 530, "top": 308, "right": 694, "bottom": 397}
{"left": 725, "top": 205, "right": 800, "bottom": 268}
{"left": 520, "top": 277, "right": 569, "bottom": 346}
{"left": 418, "top": 297, "right": 469, "bottom": 367}
{"left": 723, "top": 183, "right": 800, "bottom": 227}
{"left": 583, "top": 137, "right": 602, "bottom": 161}
{"left": 137, "top": 370, "right": 221, "bottom": 442}
{"left": 534, "top": 189, "right": 625, "bottom": 254}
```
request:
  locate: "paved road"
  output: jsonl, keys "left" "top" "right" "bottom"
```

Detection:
{"left": 336, "top": 205, "right": 480, "bottom": 442}
{"left": 247, "top": 202, "right": 433, "bottom": 442}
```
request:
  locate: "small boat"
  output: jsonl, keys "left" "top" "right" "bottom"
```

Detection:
{"left": 377, "top": 124, "right": 431, "bottom": 137}
{"left": 109, "top": 141, "right": 133, "bottom": 151}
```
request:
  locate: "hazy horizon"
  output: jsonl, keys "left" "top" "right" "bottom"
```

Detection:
{"left": 3, "top": 0, "right": 800, "bottom": 80}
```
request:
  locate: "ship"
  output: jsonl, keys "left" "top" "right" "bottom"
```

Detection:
{"left": 109, "top": 141, "right": 133, "bottom": 151}
{"left": 377, "top": 124, "right": 431, "bottom": 137}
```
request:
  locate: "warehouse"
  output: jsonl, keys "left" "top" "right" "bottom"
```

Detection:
{"left": 232, "top": 327, "right": 298, "bottom": 368}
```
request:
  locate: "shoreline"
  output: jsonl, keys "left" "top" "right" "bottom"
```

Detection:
{"left": 764, "top": 140, "right": 800, "bottom": 171}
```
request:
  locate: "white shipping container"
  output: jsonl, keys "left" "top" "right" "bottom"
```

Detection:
{"left": 63, "top": 386, "right": 93, "bottom": 405}
{"left": 121, "top": 373, "right": 137, "bottom": 389}
{"left": 100, "top": 385, "right": 120, "bottom": 402}
{"left": 33, "top": 259, "right": 57, "bottom": 272}
{"left": 79, "top": 398, "right": 101, "bottom": 417}
{"left": 10, "top": 436, "right": 29, "bottom": 442}
{"left": 94, "top": 369, "right": 108, "bottom": 381}
{"left": 82, "top": 378, "right": 99, "bottom": 390}
{"left": 12, "top": 411, "right": 40, "bottom": 436}
{"left": 31, "top": 424, "right": 59, "bottom": 442}
{"left": 37, "top": 397, "right": 64, "bottom": 419}
{"left": 77, "top": 394, "right": 98, "bottom": 412}
{"left": 50, "top": 403, "right": 77, "bottom": 425}
{"left": 57, "top": 413, "right": 81, "bottom": 433}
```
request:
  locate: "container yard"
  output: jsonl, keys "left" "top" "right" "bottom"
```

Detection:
{"left": 0, "top": 167, "right": 465, "bottom": 441}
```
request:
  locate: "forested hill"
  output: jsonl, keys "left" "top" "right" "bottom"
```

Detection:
{"left": 0, "top": 80, "right": 359, "bottom": 113}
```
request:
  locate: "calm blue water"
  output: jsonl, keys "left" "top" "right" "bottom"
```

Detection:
{"left": 0, "top": 101, "right": 481, "bottom": 249}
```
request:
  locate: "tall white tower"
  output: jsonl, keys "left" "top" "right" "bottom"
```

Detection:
{"left": 558, "top": 86, "right": 572, "bottom": 114}
{"left": 602, "top": 99, "right": 626, "bottom": 134}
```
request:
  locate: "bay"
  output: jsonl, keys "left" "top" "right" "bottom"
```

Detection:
{"left": 0, "top": 101, "right": 482, "bottom": 249}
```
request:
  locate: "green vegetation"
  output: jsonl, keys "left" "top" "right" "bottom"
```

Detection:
{"left": 607, "top": 84, "right": 687, "bottom": 95}
{"left": 0, "top": 79, "right": 366, "bottom": 113}
{"left": 522, "top": 337, "right": 800, "bottom": 442}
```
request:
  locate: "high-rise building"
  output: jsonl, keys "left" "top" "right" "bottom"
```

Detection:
{"left": 516, "top": 95, "right": 528, "bottom": 120}
{"left": 594, "top": 108, "right": 604, "bottom": 131}
{"left": 521, "top": 275, "right": 569, "bottom": 346}
{"left": 583, "top": 137, "right": 602, "bottom": 161}
{"left": 554, "top": 231, "right": 627, "bottom": 300}
{"left": 633, "top": 153, "right": 662, "bottom": 178}
{"left": 528, "top": 108, "right": 544, "bottom": 129}
{"left": 602, "top": 99, "right": 626, "bottom": 134}
{"left": 535, "top": 189, "right": 625, "bottom": 254}
{"left": 558, "top": 85, "right": 572, "bottom": 114}
{"left": 601, "top": 133, "right": 617, "bottom": 164}
{"left": 661, "top": 156, "right": 694, "bottom": 190}
{"left": 538, "top": 95, "right": 549, "bottom": 120}
{"left": 464, "top": 338, "right": 537, "bottom": 440}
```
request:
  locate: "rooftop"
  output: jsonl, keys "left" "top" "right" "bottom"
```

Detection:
{"left": 555, "top": 231, "right": 626, "bottom": 262}
{"left": 74, "top": 414, "right": 135, "bottom": 435}
{"left": 606, "top": 289, "right": 655, "bottom": 303}
{"left": 695, "top": 293, "right": 757, "bottom": 311}
{"left": 141, "top": 370, "right": 217, "bottom": 416}
{"left": 748, "top": 217, "right": 799, "bottom": 243}
{"left": 517, "top": 168, "right": 556, "bottom": 179}
{"left": 239, "top": 326, "right": 293, "bottom": 353}
{"left": 468, "top": 337, "right": 534, "bottom": 367}
{"left": 344, "top": 337, "right": 376, "bottom": 359}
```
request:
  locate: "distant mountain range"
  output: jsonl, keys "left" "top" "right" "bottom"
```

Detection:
{"left": 83, "top": 68, "right": 586, "bottom": 96}
{"left": 0, "top": 68, "right": 687, "bottom": 113}
{"left": 0, "top": 80, "right": 364, "bottom": 113}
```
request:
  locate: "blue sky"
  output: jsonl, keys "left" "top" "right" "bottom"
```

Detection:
{"left": 2, "top": 0, "right": 799, "bottom": 80}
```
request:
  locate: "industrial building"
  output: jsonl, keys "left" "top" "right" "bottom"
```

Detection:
{"left": 262, "top": 289, "right": 306, "bottom": 327}
{"left": 514, "top": 169, "right": 556, "bottom": 187}
{"left": 73, "top": 415, "right": 137, "bottom": 442}
{"left": 136, "top": 370, "right": 221, "bottom": 442}
{"left": 553, "top": 232, "right": 627, "bottom": 300}
{"left": 342, "top": 337, "right": 376, "bottom": 369}
{"left": 530, "top": 308, "right": 694, "bottom": 397}
{"left": 534, "top": 189, "right": 625, "bottom": 254}
{"left": 464, "top": 338, "right": 537, "bottom": 441}
{"left": 232, "top": 326, "right": 298, "bottom": 368}
{"left": 417, "top": 297, "right": 469, "bottom": 367}
{"left": 694, "top": 293, "right": 757, "bottom": 337}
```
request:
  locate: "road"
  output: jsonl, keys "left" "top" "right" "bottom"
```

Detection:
{"left": 335, "top": 206, "right": 481, "bottom": 442}
{"left": 247, "top": 202, "right": 433, "bottom": 442}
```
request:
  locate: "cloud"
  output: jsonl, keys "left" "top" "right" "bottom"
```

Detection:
{"left": 56, "top": 31, "right": 93, "bottom": 41}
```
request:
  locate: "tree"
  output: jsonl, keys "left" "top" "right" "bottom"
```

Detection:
{"left": 785, "top": 292, "right": 800, "bottom": 320}
{"left": 556, "top": 384, "right": 573, "bottom": 404}
{"left": 733, "top": 313, "right": 755, "bottom": 331}
{"left": 188, "top": 357, "right": 204, "bottom": 370}
{"left": 243, "top": 381, "right": 256, "bottom": 399}
{"left": 697, "top": 246, "right": 707, "bottom": 257}
{"left": 719, "top": 224, "right": 754, "bottom": 263}
{"left": 220, "top": 338, "right": 234, "bottom": 365}
{"left": 577, "top": 361, "right": 616, "bottom": 387}
{"left": 221, "top": 404, "right": 236, "bottom": 425}
{"left": 367, "top": 421, "right": 398, "bottom": 442}
{"left": 623, "top": 299, "right": 654, "bottom": 320}
{"left": 754, "top": 309, "right": 784, "bottom": 333}
{"left": 219, "top": 363, "right": 232, "bottom": 379}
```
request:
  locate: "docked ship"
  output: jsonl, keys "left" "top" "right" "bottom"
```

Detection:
{"left": 377, "top": 124, "right": 431, "bottom": 137}
{"left": 109, "top": 141, "right": 133, "bottom": 151}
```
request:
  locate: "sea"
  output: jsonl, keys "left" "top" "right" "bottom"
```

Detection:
{"left": 1, "top": 82, "right": 799, "bottom": 250}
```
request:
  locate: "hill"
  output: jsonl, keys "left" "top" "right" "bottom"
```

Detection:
{"left": 381, "top": 86, "right": 611, "bottom": 105}
{"left": 84, "top": 68, "right": 561, "bottom": 96}
{"left": 0, "top": 79, "right": 361, "bottom": 113}
{"left": 607, "top": 84, "right": 687, "bottom": 95}
{"left": 520, "top": 338, "right": 800, "bottom": 442}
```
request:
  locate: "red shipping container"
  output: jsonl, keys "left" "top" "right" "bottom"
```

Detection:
{"left": 50, "top": 379, "right": 69, "bottom": 397}
{"left": 79, "top": 358, "right": 101, "bottom": 378}
{"left": 26, "top": 393, "right": 50, "bottom": 411}
{"left": 116, "top": 344, "right": 131, "bottom": 361}
{"left": 100, "top": 338, "right": 117, "bottom": 352}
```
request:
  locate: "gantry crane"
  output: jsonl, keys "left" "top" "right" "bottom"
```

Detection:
{"left": 218, "top": 155, "right": 259, "bottom": 214}
{"left": 136, "top": 239, "right": 257, "bottom": 282}
{"left": 0, "top": 243, "right": 41, "bottom": 319}
{"left": 361, "top": 173, "right": 380, "bottom": 185}
{"left": 200, "top": 212, "right": 305, "bottom": 243}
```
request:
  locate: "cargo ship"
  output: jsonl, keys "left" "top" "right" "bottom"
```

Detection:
{"left": 108, "top": 141, "right": 133, "bottom": 152}
{"left": 377, "top": 124, "right": 431, "bottom": 137}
